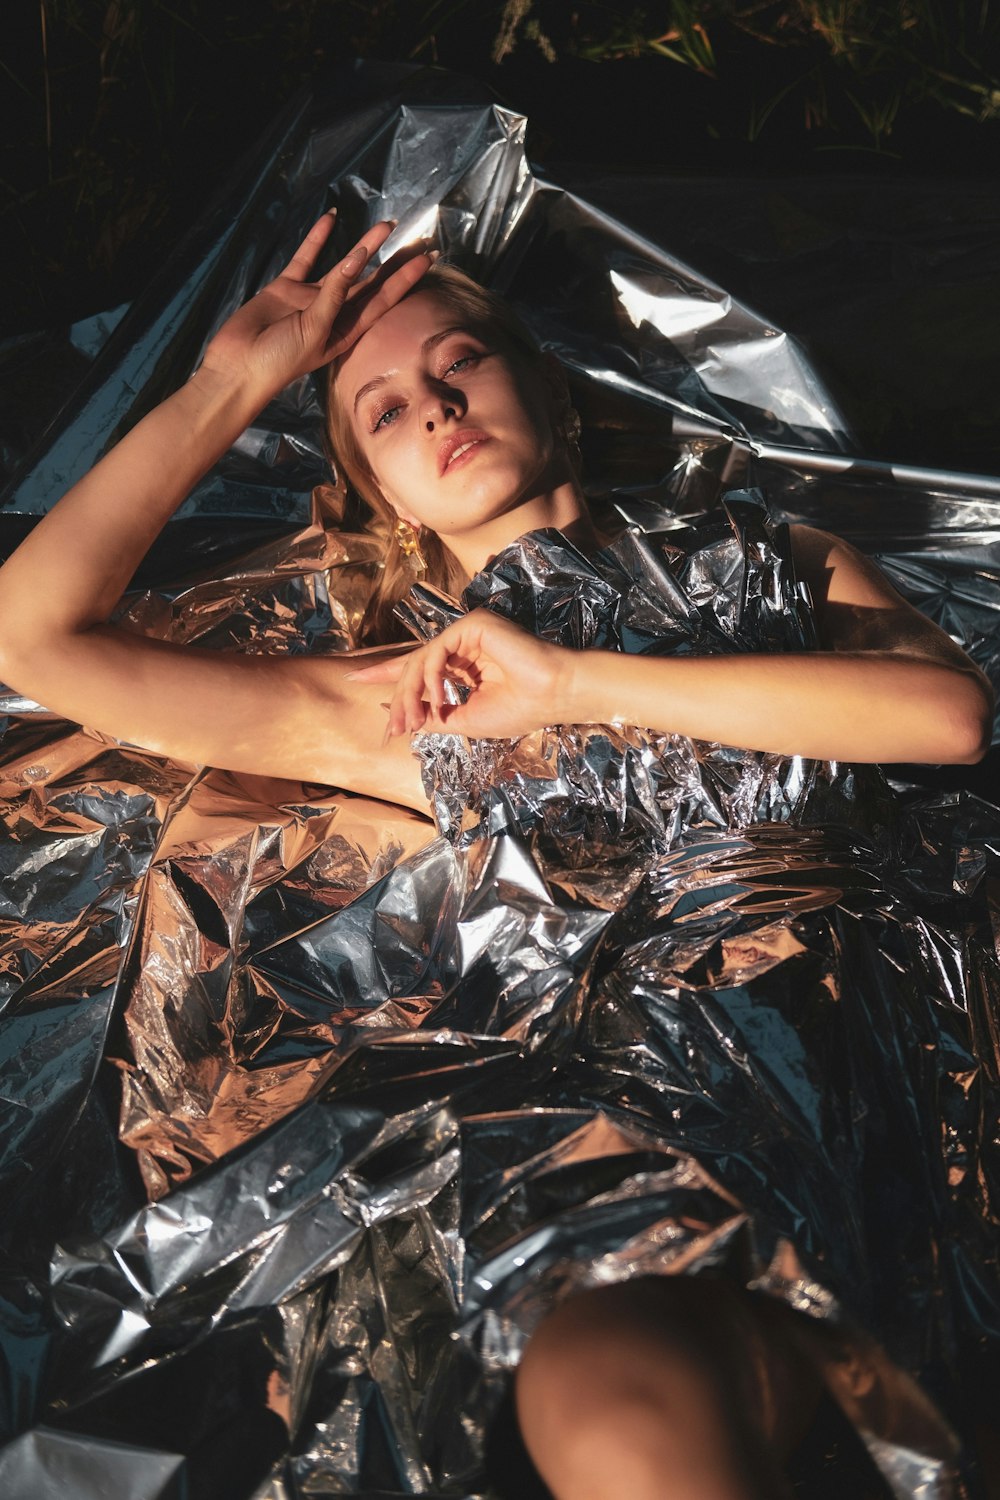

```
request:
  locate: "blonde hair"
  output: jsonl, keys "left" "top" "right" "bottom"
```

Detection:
{"left": 324, "top": 263, "right": 556, "bottom": 645}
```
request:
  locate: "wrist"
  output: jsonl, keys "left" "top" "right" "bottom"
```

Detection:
{"left": 187, "top": 355, "right": 271, "bottom": 414}
{"left": 185, "top": 362, "right": 272, "bottom": 430}
{"left": 557, "top": 644, "right": 607, "bottom": 726}
{"left": 560, "top": 648, "right": 657, "bottom": 730}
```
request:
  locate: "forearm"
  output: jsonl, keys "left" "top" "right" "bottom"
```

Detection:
{"left": 0, "top": 623, "right": 430, "bottom": 811}
{"left": 0, "top": 368, "right": 263, "bottom": 652}
{"left": 561, "top": 648, "right": 992, "bottom": 765}
{"left": 0, "top": 208, "right": 421, "bottom": 675}
{"left": 0, "top": 216, "right": 440, "bottom": 812}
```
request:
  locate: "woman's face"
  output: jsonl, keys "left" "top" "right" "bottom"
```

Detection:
{"left": 335, "top": 291, "right": 577, "bottom": 562}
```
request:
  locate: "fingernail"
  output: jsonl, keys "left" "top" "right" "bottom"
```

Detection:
{"left": 428, "top": 249, "right": 441, "bottom": 263}
{"left": 342, "top": 246, "right": 368, "bottom": 276}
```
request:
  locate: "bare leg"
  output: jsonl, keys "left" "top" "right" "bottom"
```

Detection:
{"left": 515, "top": 1277, "right": 821, "bottom": 1500}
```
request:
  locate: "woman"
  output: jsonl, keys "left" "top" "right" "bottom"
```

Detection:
{"left": 0, "top": 212, "right": 993, "bottom": 1498}
{"left": 0, "top": 213, "right": 988, "bottom": 777}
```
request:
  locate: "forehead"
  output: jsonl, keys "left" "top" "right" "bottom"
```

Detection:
{"left": 337, "top": 290, "right": 461, "bottom": 398}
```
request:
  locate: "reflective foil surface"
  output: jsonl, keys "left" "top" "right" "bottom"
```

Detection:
{"left": 2, "top": 66, "right": 999, "bottom": 1500}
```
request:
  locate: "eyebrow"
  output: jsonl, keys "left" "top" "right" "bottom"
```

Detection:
{"left": 352, "top": 325, "right": 475, "bottom": 413}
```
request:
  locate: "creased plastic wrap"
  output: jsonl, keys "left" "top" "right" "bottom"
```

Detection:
{"left": 2, "top": 65, "right": 999, "bottom": 1500}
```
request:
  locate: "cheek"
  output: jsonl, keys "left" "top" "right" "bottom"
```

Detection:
{"left": 366, "top": 444, "right": 438, "bottom": 524}
{"left": 355, "top": 427, "right": 405, "bottom": 502}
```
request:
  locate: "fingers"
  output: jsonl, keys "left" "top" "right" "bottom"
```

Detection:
{"left": 358, "top": 614, "right": 506, "bottom": 740}
{"left": 317, "top": 246, "right": 433, "bottom": 358}
{"left": 281, "top": 209, "right": 338, "bottom": 282}
{"left": 306, "top": 222, "right": 420, "bottom": 351}
{"left": 411, "top": 637, "right": 451, "bottom": 725}
{"left": 347, "top": 627, "right": 469, "bottom": 738}
{"left": 325, "top": 221, "right": 396, "bottom": 300}
{"left": 344, "top": 250, "right": 433, "bottom": 337}
{"left": 280, "top": 214, "right": 431, "bottom": 347}
{"left": 375, "top": 636, "right": 452, "bottom": 738}
{"left": 425, "top": 637, "right": 451, "bottom": 714}
{"left": 393, "top": 647, "right": 432, "bottom": 737}
{"left": 284, "top": 211, "right": 397, "bottom": 289}
{"left": 334, "top": 219, "right": 396, "bottom": 281}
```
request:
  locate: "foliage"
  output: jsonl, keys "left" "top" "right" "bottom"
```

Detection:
{"left": 480, "top": 1, "right": 1000, "bottom": 145}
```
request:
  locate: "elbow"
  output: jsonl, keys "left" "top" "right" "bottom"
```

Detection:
{"left": 0, "top": 572, "right": 75, "bottom": 696}
{"left": 0, "top": 635, "right": 34, "bottom": 701}
{"left": 0, "top": 609, "right": 58, "bottom": 703}
{"left": 0, "top": 616, "right": 23, "bottom": 693}
{"left": 0, "top": 578, "right": 35, "bottom": 691}
{"left": 936, "top": 672, "right": 995, "bottom": 765}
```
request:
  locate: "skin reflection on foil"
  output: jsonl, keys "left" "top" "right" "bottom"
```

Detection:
{"left": 115, "top": 767, "right": 436, "bottom": 1194}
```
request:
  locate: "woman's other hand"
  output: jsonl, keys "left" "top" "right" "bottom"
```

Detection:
{"left": 198, "top": 213, "right": 432, "bottom": 404}
{"left": 351, "top": 610, "right": 574, "bottom": 740}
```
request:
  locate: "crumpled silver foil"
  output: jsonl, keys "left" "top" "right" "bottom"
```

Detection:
{"left": 407, "top": 492, "right": 894, "bottom": 851}
{"left": 2, "top": 66, "right": 999, "bottom": 1500}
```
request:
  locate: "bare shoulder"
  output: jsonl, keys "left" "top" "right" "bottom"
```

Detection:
{"left": 788, "top": 523, "right": 984, "bottom": 677}
{"left": 788, "top": 523, "right": 908, "bottom": 612}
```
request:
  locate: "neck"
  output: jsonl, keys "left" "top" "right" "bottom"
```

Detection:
{"left": 446, "top": 476, "right": 597, "bottom": 580}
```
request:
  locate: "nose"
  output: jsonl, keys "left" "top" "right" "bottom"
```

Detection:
{"left": 421, "top": 382, "right": 466, "bottom": 432}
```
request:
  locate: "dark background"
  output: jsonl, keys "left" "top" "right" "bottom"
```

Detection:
{"left": 3, "top": 1, "right": 1000, "bottom": 471}
{"left": 5, "top": 1, "right": 1000, "bottom": 331}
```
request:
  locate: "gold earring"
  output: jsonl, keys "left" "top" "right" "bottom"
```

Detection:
{"left": 394, "top": 518, "right": 427, "bottom": 575}
{"left": 560, "top": 405, "right": 582, "bottom": 447}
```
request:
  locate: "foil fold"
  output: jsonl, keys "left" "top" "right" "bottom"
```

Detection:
{"left": 1, "top": 69, "right": 998, "bottom": 1500}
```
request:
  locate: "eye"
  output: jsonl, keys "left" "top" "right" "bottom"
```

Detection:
{"left": 371, "top": 402, "right": 403, "bottom": 434}
{"left": 440, "top": 346, "right": 490, "bottom": 379}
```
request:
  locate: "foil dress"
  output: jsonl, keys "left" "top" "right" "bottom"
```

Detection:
{"left": 2, "top": 66, "right": 1000, "bottom": 1500}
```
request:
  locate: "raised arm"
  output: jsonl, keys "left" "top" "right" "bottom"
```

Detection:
{"left": 359, "top": 524, "right": 993, "bottom": 765}
{"left": 0, "top": 214, "right": 433, "bottom": 812}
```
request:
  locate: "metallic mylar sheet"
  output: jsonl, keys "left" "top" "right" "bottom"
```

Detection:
{"left": 2, "top": 64, "right": 999, "bottom": 1500}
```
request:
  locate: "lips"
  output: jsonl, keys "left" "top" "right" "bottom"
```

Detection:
{"left": 438, "top": 429, "right": 491, "bottom": 475}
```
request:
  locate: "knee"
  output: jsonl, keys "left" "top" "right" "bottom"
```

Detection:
{"left": 514, "top": 1280, "right": 788, "bottom": 1500}
{"left": 517, "top": 1284, "right": 633, "bottom": 1415}
{"left": 515, "top": 1279, "right": 718, "bottom": 1439}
